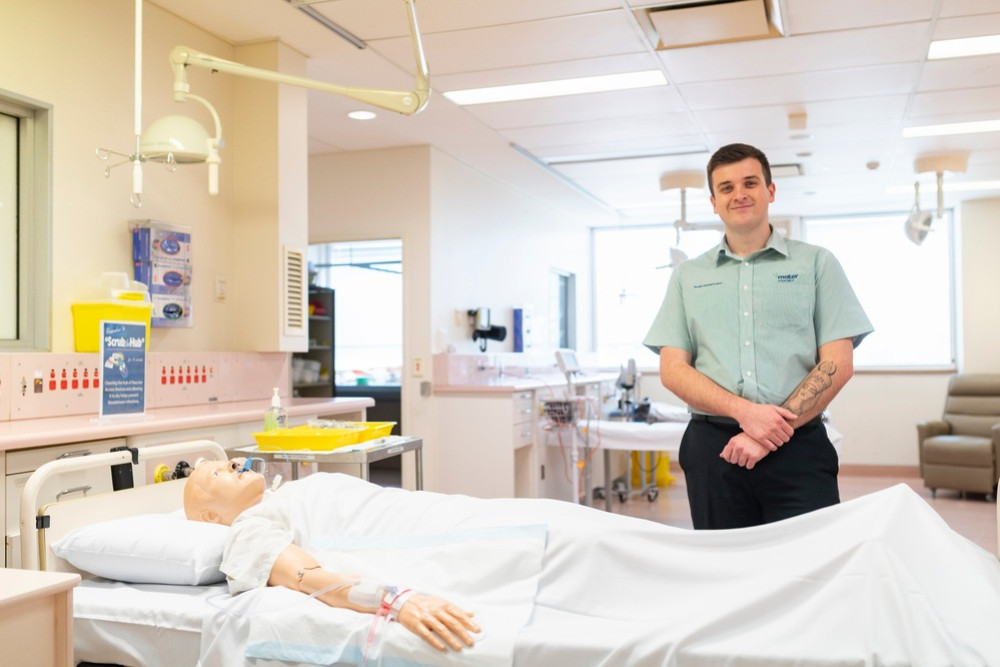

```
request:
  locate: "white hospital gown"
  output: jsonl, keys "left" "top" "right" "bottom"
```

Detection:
{"left": 222, "top": 488, "right": 292, "bottom": 593}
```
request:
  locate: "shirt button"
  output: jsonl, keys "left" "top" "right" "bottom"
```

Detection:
{"left": 743, "top": 285, "right": 749, "bottom": 290}
{"left": 746, "top": 370, "right": 753, "bottom": 377}
{"left": 744, "top": 340, "right": 751, "bottom": 346}
{"left": 743, "top": 312, "right": 749, "bottom": 317}
{"left": 744, "top": 262, "right": 750, "bottom": 266}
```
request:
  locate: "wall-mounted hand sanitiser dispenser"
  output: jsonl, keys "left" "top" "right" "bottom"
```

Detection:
{"left": 468, "top": 308, "right": 507, "bottom": 352}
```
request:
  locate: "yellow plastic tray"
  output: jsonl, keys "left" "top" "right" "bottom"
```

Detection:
{"left": 254, "top": 425, "right": 362, "bottom": 451}
{"left": 252, "top": 422, "right": 396, "bottom": 451}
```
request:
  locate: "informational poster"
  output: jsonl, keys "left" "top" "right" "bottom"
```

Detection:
{"left": 99, "top": 320, "right": 147, "bottom": 417}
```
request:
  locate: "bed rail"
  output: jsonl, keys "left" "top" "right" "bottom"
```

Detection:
{"left": 20, "top": 439, "right": 227, "bottom": 571}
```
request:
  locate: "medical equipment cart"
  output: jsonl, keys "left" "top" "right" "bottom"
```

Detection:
{"left": 236, "top": 435, "right": 423, "bottom": 489}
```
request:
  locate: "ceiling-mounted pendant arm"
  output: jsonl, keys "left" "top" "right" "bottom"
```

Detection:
{"left": 168, "top": 0, "right": 430, "bottom": 115}
{"left": 935, "top": 171, "right": 944, "bottom": 219}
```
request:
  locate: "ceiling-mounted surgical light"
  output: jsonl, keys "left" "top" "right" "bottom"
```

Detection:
{"left": 98, "top": 0, "right": 429, "bottom": 206}
{"left": 904, "top": 182, "right": 933, "bottom": 246}
{"left": 904, "top": 152, "right": 969, "bottom": 246}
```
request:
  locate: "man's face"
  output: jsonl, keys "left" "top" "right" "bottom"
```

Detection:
{"left": 185, "top": 459, "right": 266, "bottom": 525}
{"left": 709, "top": 157, "right": 775, "bottom": 232}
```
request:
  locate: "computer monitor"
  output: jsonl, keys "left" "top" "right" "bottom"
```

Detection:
{"left": 555, "top": 349, "right": 581, "bottom": 376}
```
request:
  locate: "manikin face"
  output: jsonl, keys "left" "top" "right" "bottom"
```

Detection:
{"left": 184, "top": 459, "right": 266, "bottom": 525}
{"left": 709, "top": 157, "right": 776, "bottom": 234}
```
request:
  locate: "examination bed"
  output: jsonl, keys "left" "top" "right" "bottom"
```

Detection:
{"left": 23, "top": 440, "right": 1000, "bottom": 667}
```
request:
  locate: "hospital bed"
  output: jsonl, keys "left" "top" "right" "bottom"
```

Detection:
{"left": 22, "top": 440, "right": 1000, "bottom": 667}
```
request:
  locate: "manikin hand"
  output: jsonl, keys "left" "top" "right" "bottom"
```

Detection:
{"left": 720, "top": 432, "right": 774, "bottom": 470}
{"left": 397, "top": 593, "right": 480, "bottom": 652}
{"left": 734, "top": 402, "right": 797, "bottom": 449}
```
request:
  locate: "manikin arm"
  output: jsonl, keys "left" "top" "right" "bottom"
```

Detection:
{"left": 269, "top": 542, "right": 479, "bottom": 652}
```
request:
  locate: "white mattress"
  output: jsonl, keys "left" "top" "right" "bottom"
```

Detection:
{"left": 74, "top": 579, "right": 227, "bottom": 667}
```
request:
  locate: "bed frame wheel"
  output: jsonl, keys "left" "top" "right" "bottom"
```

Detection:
{"left": 646, "top": 488, "right": 659, "bottom": 502}
{"left": 930, "top": 488, "right": 937, "bottom": 499}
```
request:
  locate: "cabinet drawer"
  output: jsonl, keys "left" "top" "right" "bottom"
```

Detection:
{"left": 511, "top": 391, "right": 534, "bottom": 425}
{"left": 6, "top": 438, "right": 128, "bottom": 475}
{"left": 512, "top": 422, "right": 534, "bottom": 449}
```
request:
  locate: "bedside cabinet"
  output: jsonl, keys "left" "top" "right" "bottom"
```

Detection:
{"left": 0, "top": 569, "right": 80, "bottom": 666}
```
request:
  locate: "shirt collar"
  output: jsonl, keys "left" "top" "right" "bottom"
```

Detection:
{"left": 713, "top": 225, "right": 788, "bottom": 264}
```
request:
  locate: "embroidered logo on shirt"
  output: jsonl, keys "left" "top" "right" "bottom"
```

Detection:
{"left": 776, "top": 273, "right": 799, "bottom": 283}
{"left": 694, "top": 281, "right": 723, "bottom": 289}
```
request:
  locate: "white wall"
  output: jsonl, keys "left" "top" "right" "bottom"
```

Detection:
{"left": 428, "top": 149, "right": 594, "bottom": 356}
{"left": 308, "top": 146, "right": 598, "bottom": 488}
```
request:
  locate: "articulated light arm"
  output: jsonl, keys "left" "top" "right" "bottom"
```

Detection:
{"left": 168, "top": 0, "right": 429, "bottom": 115}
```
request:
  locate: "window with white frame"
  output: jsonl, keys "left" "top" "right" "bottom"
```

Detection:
{"left": 592, "top": 225, "right": 722, "bottom": 367}
{"left": 802, "top": 212, "right": 955, "bottom": 369}
{"left": 1, "top": 90, "right": 51, "bottom": 350}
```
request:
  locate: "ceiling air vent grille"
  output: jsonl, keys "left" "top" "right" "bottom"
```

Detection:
{"left": 283, "top": 246, "right": 307, "bottom": 337}
{"left": 642, "top": 0, "right": 785, "bottom": 50}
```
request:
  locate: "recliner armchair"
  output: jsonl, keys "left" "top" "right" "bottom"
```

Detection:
{"left": 917, "top": 374, "right": 1000, "bottom": 500}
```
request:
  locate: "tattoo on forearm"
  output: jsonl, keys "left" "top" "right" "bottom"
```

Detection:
{"left": 783, "top": 360, "right": 837, "bottom": 415}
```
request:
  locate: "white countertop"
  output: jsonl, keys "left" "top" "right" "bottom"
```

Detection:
{"left": 0, "top": 397, "right": 374, "bottom": 452}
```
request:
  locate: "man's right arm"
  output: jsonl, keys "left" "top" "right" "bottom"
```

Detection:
{"left": 658, "top": 346, "right": 797, "bottom": 448}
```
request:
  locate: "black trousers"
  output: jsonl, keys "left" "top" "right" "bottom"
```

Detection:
{"left": 678, "top": 418, "right": 840, "bottom": 529}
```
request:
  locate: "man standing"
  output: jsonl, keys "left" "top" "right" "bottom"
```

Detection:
{"left": 644, "top": 143, "right": 872, "bottom": 529}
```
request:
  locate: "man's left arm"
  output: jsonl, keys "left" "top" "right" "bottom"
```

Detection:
{"left": 781, "top": 337, "right": 856, "bottom": 428}
{"left": 719, "top": 338, "right": 855, "bottom": 469}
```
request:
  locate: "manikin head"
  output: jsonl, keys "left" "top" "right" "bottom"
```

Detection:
{"left": 184, "top": 459, "right": 266, "bottom": 525}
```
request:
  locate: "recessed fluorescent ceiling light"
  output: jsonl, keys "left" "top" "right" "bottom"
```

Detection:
{"left": 902, "top": 119, "right": 1000, "bottom": 137}
{"left": 885, "top": 180, "right": 1000, "bottom": 195}
{"left": 443, "top": 70, "right": 667, "bottom": 105}
{"left": 348, "top": 110, "right": 377, "bottom": 120}
{"left": 544, "top": 145, "right": 707, "bottom": 165}
{"left": 928, "top": 34, "right": 1000, "bottom": 59}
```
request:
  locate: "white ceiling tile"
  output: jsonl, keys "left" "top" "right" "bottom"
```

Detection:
{"left": 659, "top": 23, "right": 930, "bottom": 84}
{"left": 373, "top": 10, "right": 647, "bottom": 76}
{"left": 503, "top": 112, "right": 700, "bottom": 151}
{"left": 458, "top": 87, "right": 687, "bottom": 131}
{"left": 929, "top": 12, "right": 1000, "bottom": 39}
{"left": 784, "top": 0, "right": 935, "bottom": 34}
{"left": 918, "top": 55, "right": 1000, "bottom": 93}
{"left": 909, "top": 86, "right": 1000, "bottom": 118}
{"left": 678, "top": 63, "right": 921, "bottom": 110}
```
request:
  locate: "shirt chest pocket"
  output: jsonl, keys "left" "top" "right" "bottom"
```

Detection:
{"left": 757, "top": 279, "right": 813, "bottom": 333}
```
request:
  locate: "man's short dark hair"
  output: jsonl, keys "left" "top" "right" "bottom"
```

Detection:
{"left": 706, "top": 143, "right": 772, "bottom": 196}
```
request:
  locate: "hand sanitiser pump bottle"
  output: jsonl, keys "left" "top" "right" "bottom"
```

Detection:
{"left": 264, "top": 388, "right": 287, "bottom": 431}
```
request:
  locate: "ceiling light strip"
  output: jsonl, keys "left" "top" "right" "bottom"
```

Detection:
{"left": 286, "top": 0, "right": 366, "bottom": 49}
{"left": 928, "top": 34, "right": 1000, "bottom": 60}
{"left": 444, "top": 70, "right": 666, "bottom": 106}
{"left": 510, "top": 143, "right": 615, "bottom": 212}
{"left": 544, "top": 145, "right": 708, "bottom": 166}
{"left": 902, "top": 119, "right": 1000, "bottom": 137}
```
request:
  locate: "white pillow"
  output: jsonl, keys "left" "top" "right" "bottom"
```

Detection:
{"left": 52, "top": 511, "right": 228, "bottom": 585}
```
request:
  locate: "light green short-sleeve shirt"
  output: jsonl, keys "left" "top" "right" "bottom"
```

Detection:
{"left": 643, "top": 232, "right": 872, "bottom": 407}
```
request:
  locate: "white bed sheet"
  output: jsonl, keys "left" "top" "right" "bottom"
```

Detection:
{"left": 74, "top": 579, "right": 226, "bottom": 667}
{"left": 197, "top": 474, "right": 1000, "bottom": 667}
